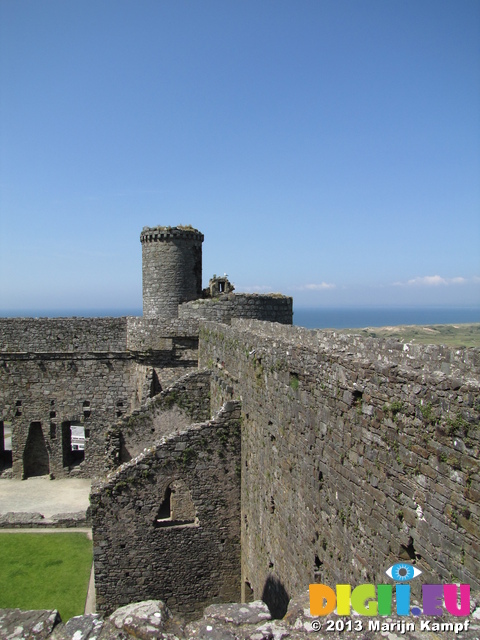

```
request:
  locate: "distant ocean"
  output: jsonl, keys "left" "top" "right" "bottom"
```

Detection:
{"left": 293, "top": 307, "right": 480, "bottom": 330}
{"left": 1, "top": 306, "right": 479, "bottom": 330}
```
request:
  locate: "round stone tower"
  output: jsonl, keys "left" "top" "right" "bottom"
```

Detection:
{"left": 140, "top": 225, "right": 204, "bottom": 318}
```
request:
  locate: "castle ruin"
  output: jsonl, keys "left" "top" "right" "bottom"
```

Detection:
{"left": 0, "top": 225, "right": 478, "bottom": 620}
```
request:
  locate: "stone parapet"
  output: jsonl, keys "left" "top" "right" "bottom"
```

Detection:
{"left": 199, "top": 320, "right": 480, "bottom": 608}
{"left": 0, "top": 317, "right": 128, "bottom": 353}
{"left": 2, "top": 593, "right": 479, "bottom": 639}
{"left": 126, "top": 317, "right": 200, "bottom": 351}
{"left": 140, "top": 225, "right": 204, "bottom": 243}
{"left": 179, "top": 293, "right": 293, "bottom": 325}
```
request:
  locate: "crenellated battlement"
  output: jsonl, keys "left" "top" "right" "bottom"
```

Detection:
{"left": 140, "top": 225, "right": 204, "bottom": 243}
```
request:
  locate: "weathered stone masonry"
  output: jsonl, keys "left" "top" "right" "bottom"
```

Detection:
{"left": 199, "top": 319, "right": 480, "bottom": 614}
{"left": 0, "top": 224, "right": 291, "bottom": 483}
{"left": 105, "top": 369, "right": 212, "bottom": 468}
{"left": 179, "top": 293, "right": 293, "bottom": 325}
{"left": 0, "top": 317, "right": 201, "bottom": 478}
{"left": 91, "top": 401, "right": 242, "bottom": 620}
{"left": 141, "top": 226, "right": 204, "bottom": 319}
{"left": 1, "top": 223, "right": 478, "bottom": 622}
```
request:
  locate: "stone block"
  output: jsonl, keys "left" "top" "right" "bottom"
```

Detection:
{"left": 0, "top": 608, "right": 60, "bottom": 639}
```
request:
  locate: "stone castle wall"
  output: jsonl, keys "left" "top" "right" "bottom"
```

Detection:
{"left": 0, "top": 350, "right": 141, "bottom": 478}
{"left": 1, "top": 220, "right": 479, "bottom": 621}
{"left": 178, "top": 293, "right": 293, "bottom": 325}
{"left": 106, "top": 370, "right": 212, "bottom": 467}
{"left": 125, "top": 317, "right": 201, "bottom": 389}
{"left": 126, "top": 317, "right": 200, "bottom": 350}
{"left": 199, "top": 319, "right": 480, "bottom": 614}
{"left": 91, "top": 401, "right": 241, "bottom": 619}
{"left": 0, "top": 317, "right": 203, "bottom": 479}
{"left": 0, "top": 317, "right": 128, "bottom": 352}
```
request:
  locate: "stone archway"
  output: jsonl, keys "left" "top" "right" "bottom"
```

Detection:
{"left": 23, "top": 422, "right": 49, "bottom": 478}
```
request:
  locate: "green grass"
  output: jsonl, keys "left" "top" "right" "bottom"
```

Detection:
{"left": 0, "top": 533, "right": 92, "bottom": 621}
{"left": 338, "top": 323, "right": 480, "bottom": 348}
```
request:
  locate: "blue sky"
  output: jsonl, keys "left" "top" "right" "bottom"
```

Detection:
{"left": 0, "top": 0, "right": 479, "bottom": 312}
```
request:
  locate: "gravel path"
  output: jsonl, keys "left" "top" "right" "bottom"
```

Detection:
{"left": 0, "top": 476, "right": 91, "bottom": 518}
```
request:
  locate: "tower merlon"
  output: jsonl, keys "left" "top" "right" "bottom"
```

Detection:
{"left": 140, "top": 225, "right": 204, "bottom": 243}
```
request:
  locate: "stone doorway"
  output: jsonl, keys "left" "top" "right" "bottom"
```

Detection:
{"left": 62, "top": 422, "right": 85, "bottom": 469}
{"left": 23, "top": 422, "right": 50, "bottom": 478}
{"left": 0, "top": 421, "right": 12, "bottom": 473}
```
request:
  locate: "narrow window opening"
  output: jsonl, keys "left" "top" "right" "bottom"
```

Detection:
{"left": 269, "top": 496, "right": 275, "bottom": 514}
{"left": 154, "top": 480, "right": 196, "bottom": 527}
{"left": 50, "top": 424, "right": 57, "bottom": 440}
{"left": 314, "top": 555, "right": 323, "bottom": 581}
{"left": 150, "top": 370, "right": 162, "bottom": 397}
{"left": 83, "top": 401, "right": 91, "bottom": 418}
{"left": 156, "top": 486, "right": 172, "bottom": 520}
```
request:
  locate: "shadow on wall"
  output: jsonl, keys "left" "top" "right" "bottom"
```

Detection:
{"left": 262, "top": 575, "right": 290, "bottom": 619}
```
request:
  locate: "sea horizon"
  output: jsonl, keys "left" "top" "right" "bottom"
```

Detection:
{"left": 293, "top": 306, "right": 480, "bottom": 329}
{"left": 1, "top": 305, "right": 479, "bottom": 330}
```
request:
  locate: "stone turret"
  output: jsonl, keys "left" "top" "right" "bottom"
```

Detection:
{"left": 140, "top": 225, "right": 204, "bottom": 318}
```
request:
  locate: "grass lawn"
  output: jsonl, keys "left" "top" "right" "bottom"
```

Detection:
{"left": 0, "top": 532, "right": 92, "bottom": 622}
{"left": 338, "top": 323, "right": 480, "bottom": 348}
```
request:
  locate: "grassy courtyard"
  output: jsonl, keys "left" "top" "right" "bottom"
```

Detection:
{"left": 0, "top": 532, "right": 92, "bottom": 622}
